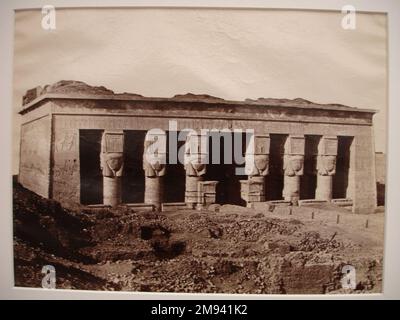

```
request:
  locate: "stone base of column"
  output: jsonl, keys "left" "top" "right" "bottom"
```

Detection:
{"left": 316, "top": 174, "right": 333, "bottom": 201}
{"left": 197, "top": 180, "right": 218, "bottom": 210}
{"left": 185, "top": 175, "right": 203, "bottom": 208}
{"left": 283, "top": 175, "right": 300, "bottom": 204}
{"left": 145, "top": 176, "right": 163, "bottom": 210}
{"left": 103, "top": 176, "right": 121, "bottom": 207}
{"left": 240, "top": 176, "right": 266, "bottom": 207}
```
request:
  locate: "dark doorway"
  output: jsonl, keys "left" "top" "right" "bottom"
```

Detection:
{"left": 79, "top": 130, "right": 103, "bottom": 205}
{"left": 122, "top": 130, "right": 146, "bottom": 203}
{"left": 164, "top": 131, "right": 186, "bottom": 203}
{"left": 204, "top": 131, "right": 248, "bottom": 206}
{"left": 333, "top": 136, "right": 353, "bottom": 199}
{"left": 300, "top": 135, "right": 320, "bottom": 199}
{"left": 266, "top": 134, "right": 287, "bottom": 200}
{"left": 377, "top": 182, "right": 385, "bottom": 206}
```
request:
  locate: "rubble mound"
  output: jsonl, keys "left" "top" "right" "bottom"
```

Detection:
{"left": 42, "top": 80, "right": 115, "bottom": 95}
{"left": 13, "top": 183, "right": 93, "bottom": 262}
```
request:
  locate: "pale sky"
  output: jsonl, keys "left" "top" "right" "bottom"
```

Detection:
{"left": 13, "top": 8, "right": 387, "bottom": 173}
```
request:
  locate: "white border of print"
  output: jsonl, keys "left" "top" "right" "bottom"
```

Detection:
{"left": 0, "top": 0, "right": 398, "bottom": 300}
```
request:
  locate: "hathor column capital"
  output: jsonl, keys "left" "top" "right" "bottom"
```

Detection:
{"left": 184, "top": 132, "right": 208, "bottom": 207}
{"left": 100, "top": 131, "right": 125, "bottom": 207}
{"left": 143, "top": 130, "right": 167, "bottom": 210}
{"left": 283, "top": 135, "right": 305, "bottom": 203}
{"left": 241, "top": 134, "right": 270, "bottom": 206}
{"left": 244, "top": 134, "right": 270, "bottom": 177}
{"left": 316, "top": 136, "right": 338, "bottom": 201}
{"left": 184, "top": 132, "right": 208, "bottom": 177}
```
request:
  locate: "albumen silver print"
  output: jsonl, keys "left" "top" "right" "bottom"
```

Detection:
{"left": 12, "top": 6, "right": 387, "bottom": 294}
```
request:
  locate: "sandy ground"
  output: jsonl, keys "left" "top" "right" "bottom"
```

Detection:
{"left": 13, "top": 181, "right": 384, "bottom": 294}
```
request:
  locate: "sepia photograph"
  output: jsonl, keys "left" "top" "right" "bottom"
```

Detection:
{"left": 11, "top": 5, "right": 388, "bottom": 295}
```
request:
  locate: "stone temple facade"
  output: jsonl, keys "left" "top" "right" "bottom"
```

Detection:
{"left": 18, "top": 81, "right": 378, "bottom": 214}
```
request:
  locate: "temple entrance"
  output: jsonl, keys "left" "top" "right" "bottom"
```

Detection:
{"left": 122, "top": 130, "right": 146, "bottom": 203}
{"left": 333, "top": 136, "right": 353, "bottom": 199}
{"left": 204, "top": 131, "right": 248, "bottom": 206}
{"left": 300, "top": 135, "right": 320, "bottom": 200}
{"left": 79, "top": 129, "right": 103, "bottom": 205}
{"left": 266, "top": 134, "right": 286, "bottom": 200}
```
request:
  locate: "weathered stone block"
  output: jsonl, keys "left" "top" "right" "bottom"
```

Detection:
{"left": 298, "top": 199, "right": 329, "bottom": 206}
{"left": 161, "top": 202, "right": 187, "bottom": 212}
{"left": 198, "top": 181, "right": 218, "bottom": 206}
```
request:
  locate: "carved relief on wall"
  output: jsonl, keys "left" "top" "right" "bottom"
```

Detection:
{"left": 51, "top": 128, "right": 80, "bottom": 202}
{"left": 53, "top": 159, "right": 78, "bottom": 179}
{"left": 55, "top": 132, "right": 77, "bottom": 152}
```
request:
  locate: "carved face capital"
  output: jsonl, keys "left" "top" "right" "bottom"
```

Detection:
{"left": 183, "top": 148, "right": 207, "bottom": 177}
{"left": 185, "top": 157, "right": 206, "bottom": 176}
{"left": 317, "top": 155, "right": 336, "bottom": 176}
{"left": 246, "top": 154, "right": 269, "bottom": 176}
{"left": 100, "top": 131, "right": 124, "bottom": 177}
{"left": 255, "top": 155, "right": 269, "bottom": 175}
{"left": 143, "top": 159, "right": 166, "bottom": 177}
{"left": 283, "top": 155, "right": 304, "bottom": 176}
{"left": 143, "top": 151, "right": 167, "bottom": 177}
{"left": 143, "top": 130, "right": 167, "bottom": 177}
{"left": 101, "top": 153, "right": 124, "bottom": 177}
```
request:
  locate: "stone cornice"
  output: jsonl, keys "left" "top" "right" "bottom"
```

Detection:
{"left": 19, "top": 92, "right": 378, "bottom": 116}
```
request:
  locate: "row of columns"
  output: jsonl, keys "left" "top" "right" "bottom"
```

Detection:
{"left": 100, "top": 130, "right": 218, "bottom": 209}
{"left": 99, "top": 130, "right": 339, "bottom": 208}
{"left": 240, "top": 134, "right": 338, "bottom": 206}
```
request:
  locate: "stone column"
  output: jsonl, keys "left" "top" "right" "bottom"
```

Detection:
{"left": 100, "top": 131, "right": 124, "bottom": 207}
{"left": 283, "top": 135, "right": 305, "bottom": 204}
{"left": 241, "top": 134, "right": 270, "bottom": 206}
{"left": 184, "top": 132, "right": 207, "bottom": 208}
{"left": 143, "top": 130, "right": 167, "bottom": 210}
{"left": 316, "top": 136, "right": 338, "bottom": 201}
